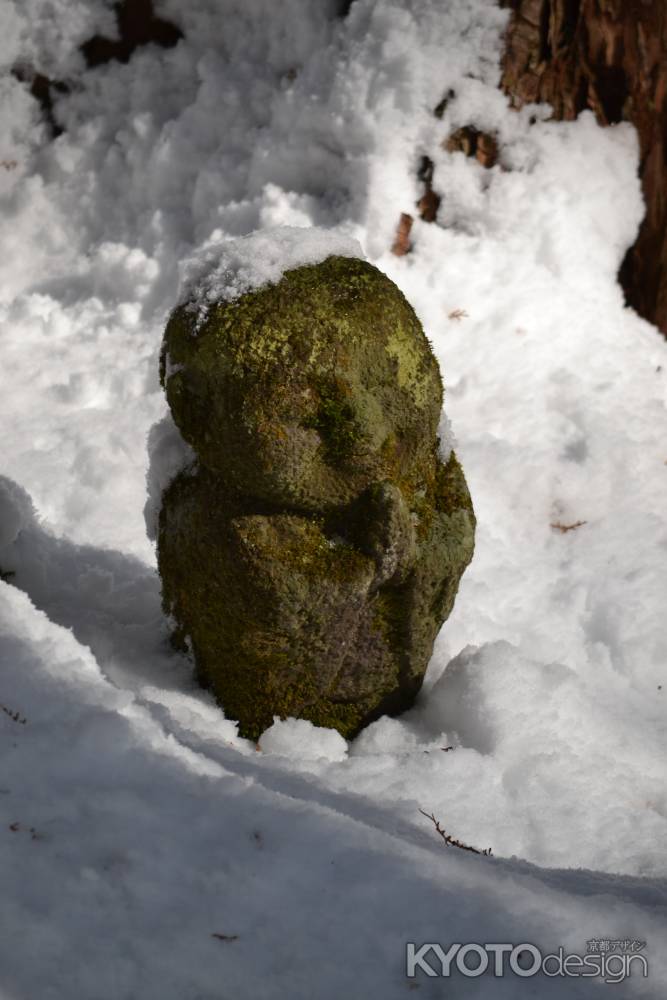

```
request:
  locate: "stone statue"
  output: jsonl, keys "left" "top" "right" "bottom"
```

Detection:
{"left": 154, "top": 240, "right": 474, "bottom": 740}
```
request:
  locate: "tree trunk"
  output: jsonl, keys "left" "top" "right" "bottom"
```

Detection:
{"left": 500, "top": 0, "right": 667, "bottom": 336}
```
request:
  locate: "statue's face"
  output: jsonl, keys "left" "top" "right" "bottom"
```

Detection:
{"left": 162, "top": 256, "right": 443, "bottom": 510}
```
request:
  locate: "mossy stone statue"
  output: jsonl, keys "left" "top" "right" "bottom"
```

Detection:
{"left": 156, "top": 248, "right": 475, "bottom": 740}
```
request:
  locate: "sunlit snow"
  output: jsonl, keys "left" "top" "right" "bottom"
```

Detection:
{"left": 1, "top": 0, "right": 666, "bottom": 997}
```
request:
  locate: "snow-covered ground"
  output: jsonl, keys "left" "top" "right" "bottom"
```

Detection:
{"left": 1, "top": 1, "right": 666, "bottom": 996}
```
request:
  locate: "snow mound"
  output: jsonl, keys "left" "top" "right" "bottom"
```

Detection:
{"left": 350, "top": 715, "right": 422, "bottom": 756}
{"left": 259, "top": 717, "right": 349, "bottom": 762}
{"left": 179, "top": 226, "right": 364, "bottom": 325}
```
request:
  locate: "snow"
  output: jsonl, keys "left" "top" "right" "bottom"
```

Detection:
{"left": 179, "top": 226, "right": 364, "bottom": 325}
{"left": 1, "top": 0, "right": 666, "bottom": 996}
{"left": 259, "top": 717, "right": 349, "bottom": 762}
{"left": 437, "top": 409, "right": 457, "bottom": 462}
{"left": 0, "top": 477, "right": 33, "bottom": 550}
{"left": 143, "top": 413, "right": 196, "bottom": 542}
{"left": 4, "top": 580, "right": 665, "bottom": 999}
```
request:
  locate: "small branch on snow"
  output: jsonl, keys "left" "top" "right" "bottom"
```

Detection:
{"left": 9, "top": 822, "right": 41, "bottom": 840}
{"left": 419, "top": 809, "right": 492, "bottom": 856}
{"left": 1, "top": 703, "right": 27, "bottom": 725}
{"left": 550, "top": 520, "right": 587, "bottom": 534}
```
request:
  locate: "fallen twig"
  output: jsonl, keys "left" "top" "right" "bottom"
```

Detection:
{"left": 1, "top": 703, "right": 26, "bottom": 725}
{"left": 9, "top": 822, "right": 41, "bottom": 840}
{"left": 550, "top": 520, "right": 587, "bottom": 534}
{"left": 419, "top": 809, "right": 492, "bottom": 856}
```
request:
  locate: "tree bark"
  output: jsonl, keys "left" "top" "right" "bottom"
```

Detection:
{"left": 500, "top": 0, "right": 667, "bottom": 336}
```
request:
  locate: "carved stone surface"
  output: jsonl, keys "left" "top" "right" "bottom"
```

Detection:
{"left": 156, "top": 256, "right": 475, "bottom": 740}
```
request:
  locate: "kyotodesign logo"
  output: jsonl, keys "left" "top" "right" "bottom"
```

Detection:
{"left": 406, "top": 940, "right": 648, "bottom": 983}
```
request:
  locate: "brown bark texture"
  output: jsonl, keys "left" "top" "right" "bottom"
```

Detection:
{"left": 500, "top": 0, "right": 667, "bottom": 335}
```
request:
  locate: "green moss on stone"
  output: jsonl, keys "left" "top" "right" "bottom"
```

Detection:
{"left": 161, "top": 257, "right": 443, "bottom": 511}
{"left": 156, "top": 255, "right": 475, "bottom": 741}
{"left": 303, "top": 379, "right": 363, "bottom": 466}
{"left": 435, "top": 451, "right": 474, "bottom": 517}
